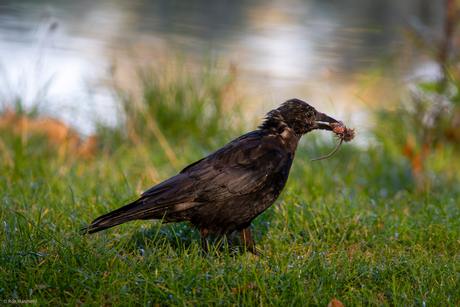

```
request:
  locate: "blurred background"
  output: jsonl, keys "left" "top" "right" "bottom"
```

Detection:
{"left": 0, "top": 0, "right": 444, "bottom": 132}
{"left": 0, "top": 0, "right": 459, "bottom": 194}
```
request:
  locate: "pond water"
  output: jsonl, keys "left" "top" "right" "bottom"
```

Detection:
{"left": 0, "top": 0, "right": 443, "bottom": 135}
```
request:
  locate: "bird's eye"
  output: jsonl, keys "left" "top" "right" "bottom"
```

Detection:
{"left": 307, "top": 112, "right": 313, "bottom": 118}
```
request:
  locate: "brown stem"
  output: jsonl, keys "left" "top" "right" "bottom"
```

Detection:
{"left": 310, "top": 139, "right": 344, "bottom": 162}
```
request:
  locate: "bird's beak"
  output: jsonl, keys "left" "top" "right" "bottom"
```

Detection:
{"left": 315, "top": 112, "right": 339, "bottom": 131}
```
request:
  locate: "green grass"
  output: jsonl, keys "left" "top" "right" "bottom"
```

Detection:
{"left": 1, "top": 55, "right": 460, "bottom": 305}
{"left": 1, "top": 120, "right": 460, "bottom": 306}
{"left": 102, "top": 55, "right": 246, "bottom": 152}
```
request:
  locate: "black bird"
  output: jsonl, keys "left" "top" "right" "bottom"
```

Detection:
{"left": 80, "top": 98, "right": 340, "bottom": 254}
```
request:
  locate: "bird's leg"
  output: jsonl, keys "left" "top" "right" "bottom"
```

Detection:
{"left": 199, "top": 229, "right": 210, "bottom": 254}
{"left": 241, "top": 226, "right": 258, "bottom": 255}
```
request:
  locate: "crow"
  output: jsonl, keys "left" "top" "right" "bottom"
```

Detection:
{"left": 80, "top": 98, "right": 340, "bottom": 254}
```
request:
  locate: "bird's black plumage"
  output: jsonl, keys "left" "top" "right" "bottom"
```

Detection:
{"left": 80, "top": 98, "right": 339, "bottom": 254}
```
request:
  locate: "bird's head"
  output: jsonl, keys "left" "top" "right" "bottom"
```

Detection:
{"left": 260, "top": 98, "right": 339, "bottom": 135}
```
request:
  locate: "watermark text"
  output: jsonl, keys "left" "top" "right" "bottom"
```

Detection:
{"left": 2, "top": 299, "right": 37, "bottom": 304}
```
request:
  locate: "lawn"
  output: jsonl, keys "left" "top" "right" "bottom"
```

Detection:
{"left": 1, "top": 55, "right": 460, "bottom": 306}
{"left": 1, "top": 107, "right": 459, "bottom": 306}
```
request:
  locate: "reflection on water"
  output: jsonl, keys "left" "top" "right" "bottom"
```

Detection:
{"left": 0, "top": 0, "right": 443, "bottom": 134}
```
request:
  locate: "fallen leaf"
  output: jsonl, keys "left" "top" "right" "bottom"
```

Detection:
{"left": 327, "top": 297, "right": 344, "bottom": 307}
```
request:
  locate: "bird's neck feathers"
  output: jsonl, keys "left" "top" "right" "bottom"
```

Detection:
{"left": 259, "top": 109, "right": 301, "bottom": 144}
{"left": 259, "top": 110, "right": 292, "bottom": 134}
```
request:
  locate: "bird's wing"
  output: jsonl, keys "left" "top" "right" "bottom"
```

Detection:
{"left": 137, "top": 131, "right": 286, "bottom": 210}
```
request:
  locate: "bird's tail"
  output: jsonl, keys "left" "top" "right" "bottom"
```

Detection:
{"left": 79, "top": 199, "right": 147, "bottom": 234}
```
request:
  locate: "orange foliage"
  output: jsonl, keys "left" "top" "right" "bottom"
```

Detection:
{"left": 0, "top": 110, "right": 98, "bottom": 159}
